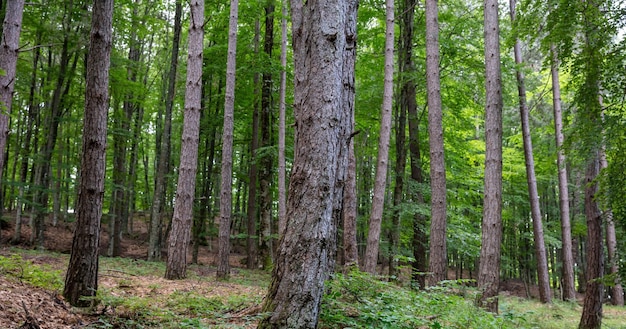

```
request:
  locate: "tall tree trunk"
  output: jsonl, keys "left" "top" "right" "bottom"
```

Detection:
{"left": 148, "top": 0, "right": 182, "bottom": 261}
{"left": 258, "top": 0, "right": 354, "bottom": 325}
{"left": 390, "top": 104, "right": 406, "bottom": 278}
{"left": 363, "top": 0, "right": 394, "bottom": 274}
{"left": 217, "top": 0, "right": 239, "bottom": 280}
{"left": 277, "top": 0, "right": 288, "bottom": 239}
{"left": 477, "top": 0, "right": 503, "bottom": 313}
{"left": 509, "top": 0, "right": 551, "bottom": 304}
{"left": 341, "top": 0, "right": 358, "bottom": 268}
{"left": 579, "top": 155, "right": 603, "bottom": 329}
{"left": 246, "top": 20, "right": 261, "bottom": 270}
{"left": 550, "top": 44, "right": 576, "bottom": 301}
{"left": 0, "top": 0, "right": 25, "bottom": 213}
{"left": 426, "top": 0, "right": 447, "bottom": 286}
{"left": 165, "top": 0, "right": 204, "bottom": 280}
{"left": 258, "top": 0, "right": 275, "bottom": 269}
{"left": 63, "top": 0, "right": 112, "bottom": 306}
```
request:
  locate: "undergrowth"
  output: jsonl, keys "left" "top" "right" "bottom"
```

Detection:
{"left": 0, "top": 253, "right": 64, "bottom": 291}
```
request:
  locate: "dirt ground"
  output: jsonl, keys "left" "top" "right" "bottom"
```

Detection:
{"left": 0, "top": 216, "right": 260, "bottom": 328}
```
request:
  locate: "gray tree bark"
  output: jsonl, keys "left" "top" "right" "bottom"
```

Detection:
{"left": 277, "top": 0, "right": 287, "bottom": 238}
{"left": 165, "top": 0, "right": 204, "bottom": 280}
{"left": 257, "top": 0, "right": 354, "bottom": 326}
{"left": 63, "top": 0, "right": 113, "bottom": 306}
{"left": 217, "top": 0, "right": 239, "bottom": 280}
{"left": 426, "top": 0, "right": 447, "bottom": 286}
{"left": 477, "top": 0, "right": 503, "bottom": 313}
{"left": 364, "top": 0, "right": 394, "bottom": 274}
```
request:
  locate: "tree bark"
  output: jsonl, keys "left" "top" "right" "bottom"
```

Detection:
{"left": 165, "top": 0, "right": 204, "bottom": 280}
{"left": 257, "top": 0, "right": 353, "bottom": 325}
{"left": 426, "top": 0, "right": 447, "bottom": 286}
{"left": 509, "top": 0, "right": 551, "bottom": 304}
{"left": 550, "top": 44, "right": 576, "bottom": 301}
{"left": 477, "top": 0, "right": 503, "bottom": 313}
{"left": 579, "top": 155, "right": 603, "bottom": 329}
{"left": 148, "top": 0, "right": 182, "bottom": 261}
{"left": 217, "top": 0, "right": 239, "bottom": 280}
{"left": 277, "top": 0, "right": 287, "bottom": 239}
{"left": 363, "top": 0, "right": 394, "bottom": 274}
{"left": 63, "top": 0, "right": 112, "bottom": 306}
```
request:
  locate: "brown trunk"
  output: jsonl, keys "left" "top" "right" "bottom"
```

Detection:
{"left": 258, "top": 0, "right": 354, "bottom": 326}
{"left": 63, "top": 0, "right": 112, "bottom": 306}
{"left": 363, "top": 0, "right": 395, "bottom": 274}
{"left": 550, "top": 44, "right": 576, "bottom": 301}
{"left": 148, "top": 0, "right": 182, "bottom": 261}
{"left": 509, "top": 0, "right": 551, "bottom": 304}
{"left": 217, "top": 0, "right": 240, "bottom": 280}
{"left": 426, "top": 0, "right": 447, "bottom": 286}
{"left": 579, "top": 155, "right": 603, "bottom": 329}
{"left": 478, "top": 0, "right": 503, "bottom": 313}
{"left": 164, "top": 0, "right": 204, "bottom": 280}
{"left": 277, "top": 0, "right": 288, "bottom": 239}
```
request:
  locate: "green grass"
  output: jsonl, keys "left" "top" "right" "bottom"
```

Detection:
{"left": 1, "top": 250, "right": 625, "bottom": 328}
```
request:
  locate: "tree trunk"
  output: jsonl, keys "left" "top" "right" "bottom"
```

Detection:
{"left": 579, "top": 155, "right": 603, "bottom": 329}
{"left": 148, "top": 0, "right": 182, "bottom": 261}
{"left": 477, "top": 0, "right": 503, "bottom": 313}
{"left": 426, "top": 0, "right": 447, "bottom": 286}
{"left": 0, "top": 0, "right": 25, "bottom": 205}
{"left": 509, "top": 0, "right": 551, "bottom": 304}
{"left": 258, "top": 0, "right": 275, "bottom": 270}
{"left": 217, "top": 0, "right": 239, "bottom": 280}
{"left": 257, "top": 0, "right": 353, "bottom": 326}
{"left": 165, "top": 0, "right": 204, "bottom": 280}
{"left": 550, "top": 44, "right": 576, "bottom": 301}
{"left": 363, "top": 0, "right": 394, "bottom": 274}
{"left": 600, "top": 148, "right": 623, "bottom": 305}
{"left": 277, "top": 0, "right": 288, "bottom": 239}
{"left": 63, "top": 0, "right": 112, "bottom": 306}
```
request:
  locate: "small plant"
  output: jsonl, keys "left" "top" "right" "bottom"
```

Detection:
{"left": 0, "top": 254, "right": 64, "bottom": 291}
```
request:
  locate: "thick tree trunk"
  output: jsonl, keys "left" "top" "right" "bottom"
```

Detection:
{"left": 217, "top": 0, "right": 239, "bottom": 280}
{"left": 148, "top": 0, "right": 182, "bottom": 261}
{"left": 363, "top": 0, "right": 394, "bottom": 274}
{"left": 0, "top": 0, "right": 25, "bottom": 197}
{"left": 257, "top": 0, "right": 353, "bottom": 326}
{"left": 426, "top": 0, "right": 447, "bottom": 286}
{"left": 579, "top": 155, "right": 603, "bottom": 329}
{"left": 165, "top": 0, "right": 203, "bottom": 280}
{"left": 509, "top": 0, "right": 551, "bottom": 304}
{"left": 550, "top": 44, "right": 576, "bottom": 301}
{"left": 63, "top": 0, "right": 112, "bottom": 306}
{"left": 477, "top": 0, "right": 503, "bottom": 313}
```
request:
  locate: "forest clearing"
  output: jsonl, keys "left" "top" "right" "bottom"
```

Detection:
{"left": 1, "top": 218, "right": 626, "bottom": 329}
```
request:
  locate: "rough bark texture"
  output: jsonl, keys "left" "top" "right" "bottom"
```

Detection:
{"left": 579, "top": 155, "right": 603, "bottom": 329}
{"left": 217, "top": 0, "right": 239, "bottom": 280}
{"left": 257, "top": 0, "right": 354, "bottom": 326}
{"left": 0, "top": 0, "right": 25, "bottom": 192}
{"left": 165, "top": 0, "right": 203, "bottom": 280}
{"left": 425, "top": 0, "right": 447, "bottom": 286}
{"left": 148, "top": 0, "right": 182, "bottom": 261}
{"left": 342, "top": 0, "right": 358, "bottom": 268}
{"left": 363, "top": 0, "right": 394, "bottom": 274}
{"left": 477, "top": 0, "right": 503, "bottom": 313}
{"left": 550, "top": 44, "right": 576, "bottom": 301}
{"left": 509, "top": 0, "right": 551, "bottom": 304}
{"left": 63, "top": 0, "right": 112, "bottom": 306}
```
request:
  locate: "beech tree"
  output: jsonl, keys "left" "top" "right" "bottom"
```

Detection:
{"left": 258, "top": 0, "right": 355, "bottom": 325}
{"left": 63, "top": 0, "right": 113, "bottom": 306}
{"left": 165, "top": 0, "right": 204, "bottom": 280}
{"left": 477, "top": 0, "right": 504, "bottom": 313}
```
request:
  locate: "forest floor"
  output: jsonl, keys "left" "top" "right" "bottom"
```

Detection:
{"left": 0, "top": 216, "right": 623, "bottom": 328}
